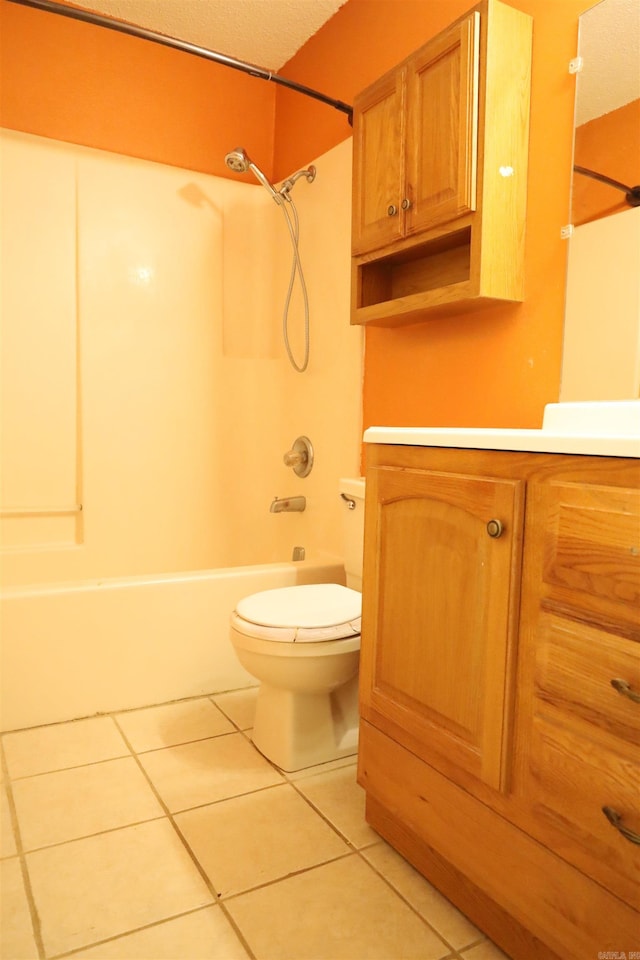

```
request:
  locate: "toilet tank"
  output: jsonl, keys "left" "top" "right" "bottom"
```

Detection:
{"left": 339, "top": 478, "right": 366, "bottom": 591}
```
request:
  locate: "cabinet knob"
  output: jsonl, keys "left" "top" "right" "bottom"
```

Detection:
{"left": 401, "top": 198, "right": 412, "bottom": 210}
{"left": 610, "top": 678, "right": 640, "bottom": 703}
{"left": 486, "top": 519, "right": 503, "bottom": 538}
{"left": 387, "top": 204, "right": 398, "bottom": 216}
{"left": 602, "top": 806, "right": 640, "bottom": 845}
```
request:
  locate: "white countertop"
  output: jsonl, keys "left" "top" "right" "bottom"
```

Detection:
{"left": 363, "top": 401, "right": 640, "bottom": 458}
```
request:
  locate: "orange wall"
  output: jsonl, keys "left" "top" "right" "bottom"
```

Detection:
{"left": 276, "top": 0, "right": 587, "bottom": 429}
{"left": 0, "top": 0, "right": 275, "bottom": 179}
{"left": 2, "top": 0, "right": 588, "bottom": 430}
{"left": 573, "top": 99, "right": 640, "bottom": 226}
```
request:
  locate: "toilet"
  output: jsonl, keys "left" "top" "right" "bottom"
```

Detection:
{"left": 230, "top": 478, "right": 365, "bottom": 771}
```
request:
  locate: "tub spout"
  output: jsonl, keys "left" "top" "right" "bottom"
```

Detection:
{"left": 270, "top": 496, "right": 306, "bottom": 513}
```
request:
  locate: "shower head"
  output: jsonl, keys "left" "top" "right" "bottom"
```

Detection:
{"left": 224, "top": 148, "right": 250, "bottom": 174}
{"left": 224, "top": 147, "right": 282, "bottom": 204}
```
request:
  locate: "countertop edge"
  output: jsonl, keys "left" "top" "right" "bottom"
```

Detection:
{"left": 362, "top": 427, "right": 640, "bottom": 458}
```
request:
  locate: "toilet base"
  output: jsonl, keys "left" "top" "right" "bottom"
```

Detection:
{"left": 251, "top": 674, "right": 359, "bottom": 772}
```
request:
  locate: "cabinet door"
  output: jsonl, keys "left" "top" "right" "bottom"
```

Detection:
{"left": 361, "top": 464, "right": 524, "bottom": 792}
{"left": 405, "top": 12, "right": 479, "bottom": 236}
{"left": 352, "top": 69, "right": 405, "bottom": 255}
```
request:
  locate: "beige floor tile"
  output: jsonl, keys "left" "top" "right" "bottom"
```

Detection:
{"left": 65, "top": 906, "right": 250, "bottom": 959}
{"left": 294, "top": 764, "right": 379, "bottom": 848}
{"left": 1, "top": 780, "right": 17, "bottom": 858}
{"left": 176, "top": 783, "right": 350, "bottom": 897}
{"left": 226, "top": 854, "right": 451, "bottom": 960}
{"left": 0, "top": 858, "right": 39, "bottom": 960}
{"left": 461, "top": 941, "right": 512, "bottom": 959}
{"left": 26, "top": 818, "right": 213, "bottom": 956}
{"left": 12, "top": 756, "right": 164, "bottom": 850}
{"left": 363, "top": 841, "right": 482, "bottom": 949}
{"left": 3, "top": 716, "right": 129, "bottom": 779}
{"left": 116, "top": 698, "right": 235, "bottom": 752}
{"left": 211, "top": 689, "right": 258, "bottom": 730}
{"left": 138, "top": 733, "right": 284, "bottom": 813}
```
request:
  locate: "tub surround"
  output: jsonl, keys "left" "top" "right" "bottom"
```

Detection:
{"left": 1, "top": 130, "right": 362, "bottom": 588}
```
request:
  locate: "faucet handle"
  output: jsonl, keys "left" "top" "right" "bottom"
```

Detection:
{"left": 283, "top": 436, "right": 313, "bottom": 478}
{"left": 283, "top": 449, "right": 306, "bottom": 468}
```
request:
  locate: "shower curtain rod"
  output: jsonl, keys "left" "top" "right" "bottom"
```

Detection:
{"left": 7, "top": 0, "right": 354, "bottom": 124}
{"left": 574, "top": 165, "right": 640, "bottom": 207}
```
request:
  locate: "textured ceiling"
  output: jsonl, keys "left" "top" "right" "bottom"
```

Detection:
{"left": 65, "top": 0, "right": 639, "bottom": 123}
{"left": 70, "top": 0, "right": 347, "bottom": 71}
{"left": 575, "top": 0, "right": 640, "bottom": 125}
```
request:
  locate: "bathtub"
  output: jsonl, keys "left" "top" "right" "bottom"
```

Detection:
{"left": 0, "top": 559, "right": 345, "bottom": 732}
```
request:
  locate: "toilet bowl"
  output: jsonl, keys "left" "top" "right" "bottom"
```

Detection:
{"left": 229, "top": 479, "right": 365, "bottom": 771}
{"left": 231, "top": 582, "right": 361, "bottom": 771}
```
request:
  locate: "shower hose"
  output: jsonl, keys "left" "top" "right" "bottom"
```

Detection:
{"left": 279, "top": 197, "right": 310, "bottom": 373}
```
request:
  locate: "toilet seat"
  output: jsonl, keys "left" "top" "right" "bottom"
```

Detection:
{"left": 233, "top": 583, "right": 362, "bottom": 643}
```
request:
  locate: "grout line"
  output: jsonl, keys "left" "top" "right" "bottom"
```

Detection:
{"left": 169, "top": 779, "right": 287, "bottom": 817}
{"left": 354, "top": 843, "right": 482, "bottom": 960}
{"left": 457, "top": 945, "right": 488, "bottom": 957}
{"left": 11, "top": 814, "right": 168, "bottom": 857}
{"left": 285, "top": 774, "right": 360, "bottom": 851}
{"left": 220, "top": 849, "right": 358, "bottom": 904}
{"left": 7, "top": 751, "right": 135, "bottom": 784}
{"left": 127, "top": 727, "right": 241, "bottom": 757}
{"left": 47, "top": 904, "right": 222, "bottom": 960}
{"left": 0, "top": 741, "right": 47, "bottom": 959}
{"left": 111, "top": 715, "right": 257, "bottom": 960}
{"left": 215, "top": 901, "right": 256, "bottom": 959}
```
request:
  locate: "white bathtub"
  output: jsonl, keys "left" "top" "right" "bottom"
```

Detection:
{"left": 0, "top": 559, "right": 345, "bottom": 732}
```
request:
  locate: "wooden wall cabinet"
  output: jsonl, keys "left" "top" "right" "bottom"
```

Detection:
{"left": 359, "top": 444, "right": 640, "bottom": 959}
{"left": 351, "top": 0, "right": 532, "bottom": 326}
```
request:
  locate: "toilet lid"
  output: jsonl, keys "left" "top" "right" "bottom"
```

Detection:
{"left": 234, "top": 583, "right": 362, "bottom": 643}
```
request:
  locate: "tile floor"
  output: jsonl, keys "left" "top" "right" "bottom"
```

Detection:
{"left": 1, "top": 690, "right": 511, "bottom": 960}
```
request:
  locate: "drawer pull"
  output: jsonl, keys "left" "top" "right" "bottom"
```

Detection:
{"left": 602, "top": 806, "right": 640, "bottom": 845}
{"left": 610, "top": 678, "right": 640, "bottom": 703}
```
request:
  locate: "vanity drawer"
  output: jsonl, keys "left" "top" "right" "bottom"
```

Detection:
{"left": 526, "top": 712, "right": 640, "bottom": 909}
{"left": 538, "top": 481, "right": 640, "bottom": 637}
{"left": 534, "top": 613, "right": 640, "bottom": 744}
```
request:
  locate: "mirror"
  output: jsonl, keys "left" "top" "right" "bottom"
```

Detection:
{"left": 561, "top": 0, "right": 640, "bottom": 402}
{"left": 571, "top": 0, "right": 640, "bottom": 225}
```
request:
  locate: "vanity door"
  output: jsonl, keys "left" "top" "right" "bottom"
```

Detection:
{"left": 360, "top": 451, "right": 525, "bottom": 792}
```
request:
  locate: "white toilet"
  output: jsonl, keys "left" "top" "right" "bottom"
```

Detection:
{"left": 230, "top": 478, "right": 365, "bottom": 771}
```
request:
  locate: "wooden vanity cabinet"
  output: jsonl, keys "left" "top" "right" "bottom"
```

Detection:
{"left": 351, "top": 0, "right": 532, "bottom": 326}
{"left": 359, "top": 444, "right": 640, "bottom": 960}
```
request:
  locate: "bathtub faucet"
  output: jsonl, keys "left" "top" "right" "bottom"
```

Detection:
{"left": 270, "top": 496, "right": 306, "bottom": 513}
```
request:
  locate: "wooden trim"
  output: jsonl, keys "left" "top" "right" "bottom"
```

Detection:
{"left": 366, "top": 795, "right": 563, "bottom": 960}
{"left": 359, "top": 720, "right": 640, "bottom": 959}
